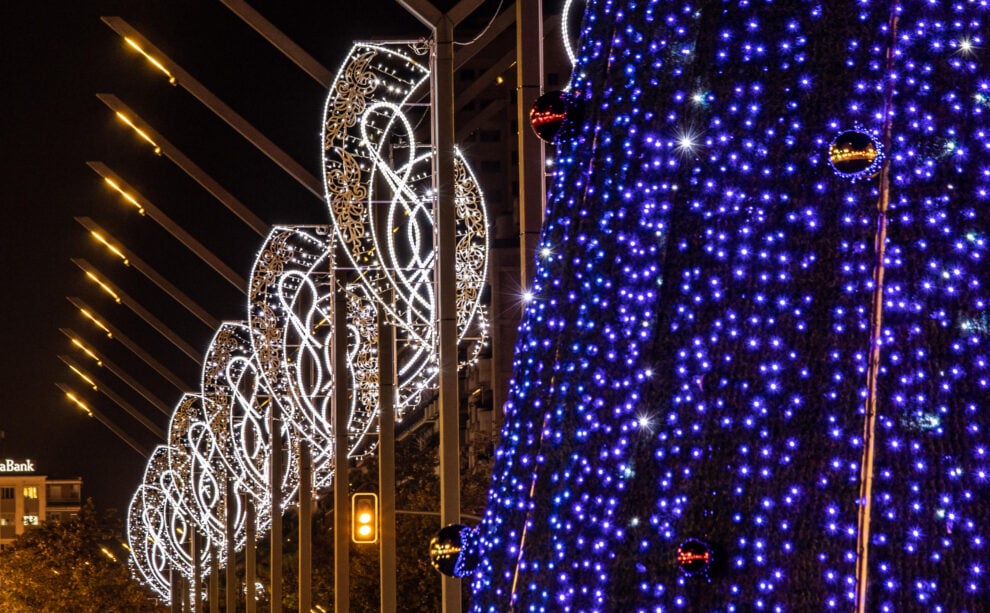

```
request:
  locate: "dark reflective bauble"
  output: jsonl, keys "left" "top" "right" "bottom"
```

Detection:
{"left": 429, "top": 524, "right": 478, "bottom": 578}
{"left": 829, "top": 130, "right": 883, "bottom": 179}
{"left": 677, "top": 538, "right": 714, "bottom": 577}
{"left": 529, "top": 90, "right": 576, "bottom": 143}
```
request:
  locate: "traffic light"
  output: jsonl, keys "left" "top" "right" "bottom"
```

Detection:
{"left": 351, "top": 492, "right": 378, "bottom": 544}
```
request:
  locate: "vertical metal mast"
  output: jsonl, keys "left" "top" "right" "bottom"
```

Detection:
{"left": 395, "top": 2, "right": 469, "bottom": 611}
{"left": 379, "top": 288, "right": 398, "bottom": 611}
{"left": 333, "top": 286, "right": 351, "bottom": 613}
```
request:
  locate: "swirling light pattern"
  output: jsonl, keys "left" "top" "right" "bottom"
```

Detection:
{"left": 127, "top": 40, "right": 492, "bottom": 603}
{"left": 322, "top": 43, "right": 490, "bottom": 373}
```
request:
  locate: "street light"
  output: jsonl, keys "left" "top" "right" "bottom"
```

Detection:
{"left": 122, "top": 36, "right": 177, "bottom": 85}
{"left": 62, "top": 388, "right": 94, "bottom": 416}
{"left": 351, "top": 493, "right": 378, "bottom": 544}
{"left": 101, "top": 176, "right": 145, "bottom": 215}
{"left": 89, "top": 230, "right": 129, "bottom": 266}
{"left": 69, "top": 336, "right": 104, "bottom": 365}
{"left": 113, "top": 110, "right": 161, "bottom": 155}
{"left": 84, "top": 269, "right": 122, "bottom": 304}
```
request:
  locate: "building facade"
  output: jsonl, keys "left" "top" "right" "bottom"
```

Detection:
{"left": 0, "top": 459, "right": 81, "bottom": 550}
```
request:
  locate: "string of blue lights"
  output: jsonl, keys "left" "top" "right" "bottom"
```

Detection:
{"left": 468, "top": 1, "right": 989, "bottom": 610}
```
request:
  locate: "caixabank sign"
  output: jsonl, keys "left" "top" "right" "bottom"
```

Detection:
{"left": 0, "top": 459, "right": 35, "bottom": 473}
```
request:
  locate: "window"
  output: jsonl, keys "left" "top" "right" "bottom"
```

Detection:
{"left": 22, "top": 515, "right": 39, "bottom": 526}
{"left": 23, "top": 486, "right": 38, "bottom": 499}
{"left": 0, "top": 488, "right": 13, "bottom": 500}
{"left": 0, "top": 513, "right": 14, "bottom": 539}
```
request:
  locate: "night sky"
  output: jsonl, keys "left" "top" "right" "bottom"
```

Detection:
{"left": 0, "top": 1, "right": 452, "bottom": 515}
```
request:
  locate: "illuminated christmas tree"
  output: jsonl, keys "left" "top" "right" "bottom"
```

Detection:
{"left": 467, "top": 1, "right": 990, "bottom": 610}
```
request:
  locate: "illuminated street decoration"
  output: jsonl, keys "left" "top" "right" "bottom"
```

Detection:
{"left": 166, "top": 397, "right": 211, "bottom": 533}
{"left": 127, "top": 483, "right": 171, "bottom": 599}
{"left": 322, "top": 43, "right": 490, "bottom": 371}
{"left": 343, "top": 286, "right": 383, "bottom": 455}
{"left": 201, "top": 323, "right": 273, "bottom": 512}
{"left": 167, "top": 395, "right": 244, "bottom": 561}
{"left": 469, "top": 1, "right": 990, "bottom": 612}
{"left": 128, "top": 447, "right": 210, "bottom": 600}
{"left": 129, "top": 39, "right": 493, "bottom": 603}
{"left": 248, "top": 227, "right": 337, "bottom": 491}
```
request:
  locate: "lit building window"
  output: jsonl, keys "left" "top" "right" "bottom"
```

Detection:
{"left": 23, "top": 487, "right": 38, "bottom": 500}
{"left": 22, "top": 515, "right": 39, "bottom": 526}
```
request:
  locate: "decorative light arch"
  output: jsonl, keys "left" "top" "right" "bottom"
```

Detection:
{"left": 129, "top": 39, "right": 492, "bottom": 601}
{"left": 322, "top": 42, "right": 490, "bottom": 369}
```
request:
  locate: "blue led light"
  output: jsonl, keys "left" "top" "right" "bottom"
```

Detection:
{"left": 469, "top": 1, "right": 990, "bottom": 611}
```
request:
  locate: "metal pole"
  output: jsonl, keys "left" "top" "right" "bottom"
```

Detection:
{"left": 57, "top": 355, "right": 165, "bottom": 439}
{"left": 396, "top": 4, "right": 464, "bottom": 610}
{"left": 59, "top": 327, "right": 172, "bottom": 415}
{"left": 55, "top": 382, "right": 150, "bottom": 456}
{"left": 85, "top": 162, "right": 248, "bottom": 292}
{"left": 333, "top": 286, "right": 351, "bottom": 613}
{"left": 100, "top": 18, "right": 324, "bottom": 201}
{"left": 71, "top": 258, "right": 202, "bottom": 362}
{"left": 245, "top": 493, "right": 257, "bottom": 613}
{"left": 379, "top": 289, "right": 397, "bottom": 612}
{"left": 516, "top": 0, "right": 545, "bottom": 288}
{"left": 218, "top": 0, "right": 332, "bottom": 88}
{"left": 209, "top": 545, "right": 220, "bottom": 613}
{"left": 433, "top": 16, "right": 463, "bottom": 613}
{"left": 192, "top": 529, "right": 203, "bottom": 613}
{"left": 226, "top": 481, "right": 237, "bottom": 613}
{"left": 298, "top": 440, "right": 312, "bottom": 613}
{"left": 170, "top": 569, "right": 182, "bottom": 613}
{"left": 269, "top": 402, "right": 283, "bottom": 613}
{"left": 182, "top": 574, "right": 191, "bottom": 613}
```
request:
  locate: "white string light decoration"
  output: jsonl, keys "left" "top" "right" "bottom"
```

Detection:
{"left": 127, "top": 483, "right": 171, "bottom": 599}
{"left": 128, "top": 39, "right": 495, "bottom": 601}
{"left": 201, "top": 322, "right": 275, "bottom": 531}
{"left": 203, "top": 321, "right": 288, "bottom": 527}
{"left": 167, "top": 395, "right": 228, "bottom": 561}
{"left": 247, "top": 227, "right": 340, "bottom": 491}
{"left": 128, "top": 446, "right": 210, "bottom": 600}
{"left": 322, "top": 42, "right": 490, "bottom": 386}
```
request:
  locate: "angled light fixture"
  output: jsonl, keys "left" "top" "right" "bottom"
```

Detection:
{"left": 84, "top": 270, "right": 122, "bottom": 304}
{"left": 114, "top": 111, "right": 161, "bottom": 155}
{"left": 63, "top": 390, "right": 94, "bottom": 417}
{"left": 70, "top": 336, "right": 104, "bottom": 366}
{"left": 102, "top": 177, "right": 145, "bottom": 215}
{"left": 123, "top": 36, "right": 177, "bottom": 84}
{"left": 78, "top": 308, "right": 113, "bottom": 339}
{"left": 67, "top": 363, "right": 99, "bottom": 391}
{"left": 90, "top": 230, "right": 129, "bottom": 266}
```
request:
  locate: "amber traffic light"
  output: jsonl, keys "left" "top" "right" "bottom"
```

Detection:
{"left": 351, "top": 493, "right": 378, "bottom": 544}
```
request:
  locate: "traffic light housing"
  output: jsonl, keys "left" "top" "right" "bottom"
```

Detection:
{"left": 351, "top": 492, "right": 378, "bottom": 544}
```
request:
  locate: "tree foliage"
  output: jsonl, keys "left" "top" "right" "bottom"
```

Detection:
{"left": 244, "top": 430, "right": 492, "bottom": 612}
{"left": 0, "top": 500, "right": 166, "bottom": 613}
